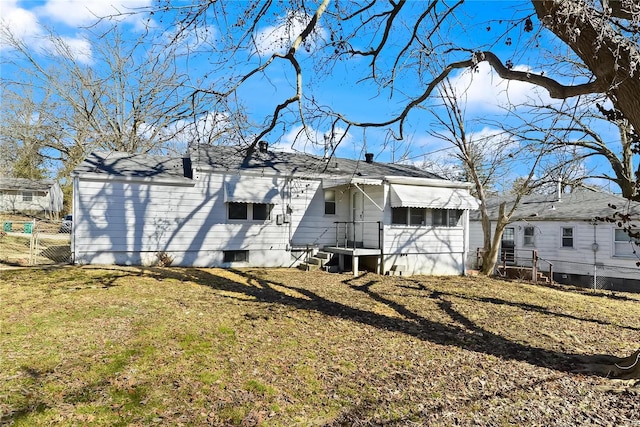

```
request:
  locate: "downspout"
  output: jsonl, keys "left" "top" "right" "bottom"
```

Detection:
{"left": 590, "top": 219, "right": 599, "bottom": 289}
{"left": 71, "top": 174, "right": 78, "bottom": 264}
{"left": 463, "top": 210, "right": 470, "bottom": 276}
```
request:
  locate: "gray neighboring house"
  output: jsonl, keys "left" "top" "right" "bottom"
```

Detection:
{"left": 0, "top": 177, "right": 63, "bottom": 217}
{"left": 71, "top": 144, "right": 479, "bottom": 275}
{"left": 468, "top": 189, "right": 640, "bottom": 292}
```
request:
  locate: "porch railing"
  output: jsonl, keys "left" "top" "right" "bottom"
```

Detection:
{"left": 475, "top": 248, "right": 553, "bottom": 284}
{"left": 333, "top": 221, "right": 382, "bottom": 249}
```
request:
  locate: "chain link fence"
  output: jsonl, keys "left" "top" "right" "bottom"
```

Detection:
{"left": 1, "top": 217, "right": 71, "bottom": 267}
{"left": 469, "top": 250, "right": 640, "bottom": 293}
{"left": 592, "top": 263, "right": 640, "bottom": 293}
{"left": 539, "top": 259, "right": 639, "bottom": 293}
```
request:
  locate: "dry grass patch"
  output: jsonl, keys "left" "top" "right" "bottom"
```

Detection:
{"left": 1, "top": 266, "right": 639, "bottom": 426}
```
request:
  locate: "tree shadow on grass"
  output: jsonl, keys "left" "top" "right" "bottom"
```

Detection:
{"left": 396, "top": 280, "right": 640, "bottom": 333}
{"left": 141, "top": 267, "right": 636, "bottom": 380}
{"left": 5, "top": 266, "right": 638, "bottom": 425}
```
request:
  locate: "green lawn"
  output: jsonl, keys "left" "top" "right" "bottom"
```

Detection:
{"left": 1, "top": 267, "right": 638, "bottom": 425}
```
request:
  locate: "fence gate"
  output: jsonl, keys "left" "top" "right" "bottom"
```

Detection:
{"left": 1, "top": 218, "right": 71, "bottom": 267}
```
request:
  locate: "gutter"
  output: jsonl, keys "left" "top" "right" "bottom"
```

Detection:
{"left": 385, "top": 175, "right": 473, "bottom": 189}
{"left": 71, "top": 172, "right": 196, "bottom": 187}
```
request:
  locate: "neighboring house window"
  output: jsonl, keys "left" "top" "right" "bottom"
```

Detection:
{"left": 392, "top": 207, "right": 408, "bottom": 225}
{"left": 409, "top": 208, "right": 426, "bottom": 226}
{"left": 561, "top": 227, "right": 574, "bottom": 248}
{"left": 324, "top": 190, "right": 336, "bottom": 215}
{"left": 524, "top": 226, "right": 535, "bottom": 246}
{"left": 22, "top": 191, "right": 33, "bottom": 202}
{"left": 223, "top": 250, "right": 248, "bottom": 262}
{"left": 228, "top": 202, "right": 248, "bottom": 220}
{"left": 614, "top": 228, "right": 640, "bottom": 257}
{"left": 432, "top": 209, "right": 463, "bottom": 227}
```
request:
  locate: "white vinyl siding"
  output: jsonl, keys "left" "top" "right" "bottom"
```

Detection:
{"left": 468, "top": 219, "right": 640, "bottom": 282}
{"left": 74, "top": 175, "right": 347, "bottom": 266}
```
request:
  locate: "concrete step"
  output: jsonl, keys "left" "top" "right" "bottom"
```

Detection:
{"left": 297, "top": 262, "right": 321, "bottom": 271}
{"left": 307, "top": 257, "right": 325, "bottom": 266}
{"left": 315, "top": 251, "right": 331, "bottom": 260}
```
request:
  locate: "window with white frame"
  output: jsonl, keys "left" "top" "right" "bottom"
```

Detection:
{"left": 524, "top": 226, "right": 535, "bottom": 246}
{"left": 22, "top": 191, "right": 33, "bottom": 202}
{"left": 561, "top": 227, "right": 574, "bottom": 248}
{"left": 391, "top": 207, "right": 426, "bottom": 225}
{"left": 432, "top": 209, "right": 462, "bottom": 227}
{"left": 391, "top": 207, "right": 409, "bottom": 225}
{"left": 324, "top": 190, "right": 336, "bottom": 215}
{"left": 613, "top": 228, "right": 640, "bottom": 257}
{"left": 227, "top": 202, "right": 272, "bottom": 221}
{"left": 409, "top": 208, "right": 427, "bottom": 226}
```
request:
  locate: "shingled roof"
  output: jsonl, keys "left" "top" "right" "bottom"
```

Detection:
{"left": 192, "top": 145, "right": 442, "bottom": 179}
{"left": 473, "top": 189, "right": 640, "bottom": 221}
{"left": 74, "top": 145, "right": 442, "bottom": 181}
{"left": 73, "top": 152, "right": 192, "bottom": 182}
{"left": 0, "top": 177, "right": 57, "bottom": 192}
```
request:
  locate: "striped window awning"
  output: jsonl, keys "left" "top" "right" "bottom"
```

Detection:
{"left": 390, "top": 184, "right": 479, "bottom": 209}
{"left": 224, "top": 179, "right": 280, "bottom": 204}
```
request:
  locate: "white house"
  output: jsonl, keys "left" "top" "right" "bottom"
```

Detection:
{"left": 71, "top": 144, "right": 479, "bottom": 275}
{"left": 0, "top": 177, "right": 63, "bottom": 217}
{"left": 468, "top": 189, "right": 640, "bottom": 292}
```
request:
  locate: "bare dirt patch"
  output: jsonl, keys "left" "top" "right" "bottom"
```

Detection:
{"left": 1, "top": 267, "right": 638, "bottom": 425}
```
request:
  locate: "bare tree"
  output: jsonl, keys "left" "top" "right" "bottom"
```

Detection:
{"left": 142, "top": 1, "right": 639, "bottom": 157}
{"left": 429, "top": 79, "right": 551, "bottom": 275}
{"left": 0, "top": 88, "right": 56, "bottom": 179}
{"left": 496, "top": 100, "right": 639, "bottom": 200}
{"left": 0, "top": 24, "right": 214, "bottom": 177}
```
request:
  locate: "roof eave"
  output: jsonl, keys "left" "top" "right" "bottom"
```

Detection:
{"left": 76, "top": 172, "right": 195, "bottom": 187}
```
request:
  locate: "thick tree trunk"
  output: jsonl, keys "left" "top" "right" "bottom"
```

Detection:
{"left": 480, "top": 202, "right": 510, "bottom": 275}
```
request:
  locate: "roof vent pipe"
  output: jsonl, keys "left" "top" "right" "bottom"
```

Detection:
{"left": 556, "top": 180, "right": 562, "bottom": 202}
{"left": 365, "top": 153, "right": 374, "bottom": 163}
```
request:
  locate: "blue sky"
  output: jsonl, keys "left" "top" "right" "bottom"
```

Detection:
{"left": 0, "top": 0, "right": 629, "bottom": 193}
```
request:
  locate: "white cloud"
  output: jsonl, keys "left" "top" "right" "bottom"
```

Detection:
{"left": 37, "top": 0, "right": 152, "bottom": 27}
{"left": 254, "top": 10, "right": 327, "bottom": 56}
{"left": 2, "top": 1, "right": 155, "bottom": 64}
{"left": 448, "top": 62, "right": 556, "bottom": 112}
{"left": 60, "top": 36, "right": 93, "bottom": 64}
{"left": 0, "top": 0, "right": 42, "bottom": 47}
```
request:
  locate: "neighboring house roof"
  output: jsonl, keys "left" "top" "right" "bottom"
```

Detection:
{"left": 472, "top": 189, "right": 640, "bottom": 221}
{"left": 73, "top": 145, "right": 443, "bottom": 182}
{"left": 0, "top": 177, "right": 57, "bottom": 192}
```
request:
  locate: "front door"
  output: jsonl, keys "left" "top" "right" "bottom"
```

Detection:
{"left": 352, "top": 191, "right": 364, "bottom": 246}
{"left": 501, "top": 227, "right": 516, "bottom": 264}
